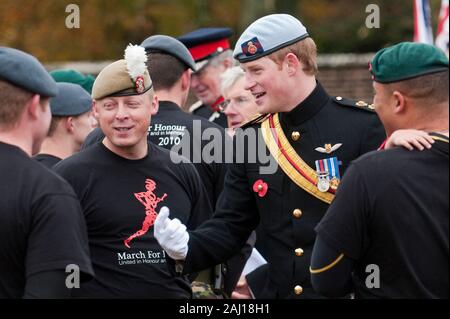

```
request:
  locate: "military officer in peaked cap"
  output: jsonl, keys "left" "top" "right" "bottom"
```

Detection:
{"left": 178, "top": 28, "right": 234, "bottom": 128}
{"left": 153, "top": 13, "right": 387, "bottom": 299}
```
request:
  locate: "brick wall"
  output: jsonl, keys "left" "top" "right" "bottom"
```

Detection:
{"left": 318, "top": 66, "right": 374, "bottom": 105}
{"left": 316, "top": 53, "right": 375, "bottom": 105}
{"left": 45, "top": 53, "right": 376, "bottom": 109}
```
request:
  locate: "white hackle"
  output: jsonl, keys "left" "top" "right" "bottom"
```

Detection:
{"left": 124, "top": 44, "right": 147, "bottom": 81}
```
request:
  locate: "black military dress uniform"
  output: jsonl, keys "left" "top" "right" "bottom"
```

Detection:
{"left": 181, "top": 82, "right": 386, "bottom": 298}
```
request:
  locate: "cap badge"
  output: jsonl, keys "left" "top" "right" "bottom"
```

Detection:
{"left": 135, "top": 75, "right": 145, "bottom": 93}
{"left": 247, "top": 42, "right": 258, "bottom": 55}
{"left": 242, "top": 37, "right": 263, "bottom": 57}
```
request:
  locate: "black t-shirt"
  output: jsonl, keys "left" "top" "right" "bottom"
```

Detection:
{"left": 53, "top": 142, "right": 212, "bottom": 298}
{"left": 33, "top": 153, "right": 62, "bottom": 169}
{"left": 316, "top": 134, "right": 449, "bottom": 298}
{"left": 0, "top": 142, "right": 93, "bottom": 298}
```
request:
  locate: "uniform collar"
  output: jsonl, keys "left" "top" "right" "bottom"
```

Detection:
{"left": 158, "top": 100, "right": 182, "bottom": 111}
{"left": 281, "top": 81, "right": 330, "bottom": 126}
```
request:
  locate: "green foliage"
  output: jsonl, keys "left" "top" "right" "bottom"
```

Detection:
{"left": 0, "top": 0, "right": 444, "bottom": 61}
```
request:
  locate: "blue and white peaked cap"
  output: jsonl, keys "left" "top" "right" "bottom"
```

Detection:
{"left": 233, "top": 14, "right": 309, "bottom": 63}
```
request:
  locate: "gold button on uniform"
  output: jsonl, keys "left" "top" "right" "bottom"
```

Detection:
{"left": 291, "top": 131, "right": 301, "bottom": 141}
{"left": 355, "top": 100, "right": 368, "bottom": 107}
{"left": 257, "top": 184, "right": 263, "bottom": 191}
{"left": 336, "top": 96, "right": 343, "bottom": 101}
{"left": 295, "top": 248, "right": 304, "bottom": 257}
{"left": 294, "top": 285, "right": 303, "bottom": 295}
{"left": 293, "top": 209, "right": 302, "bottom": 218}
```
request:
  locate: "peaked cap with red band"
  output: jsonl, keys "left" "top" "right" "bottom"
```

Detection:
{"left": 178, "top": 27, "right": 233, "bottom": 71}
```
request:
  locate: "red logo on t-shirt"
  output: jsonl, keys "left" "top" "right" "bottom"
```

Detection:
{"left": 124, "top": 179, "right": 167, "bottom": 248}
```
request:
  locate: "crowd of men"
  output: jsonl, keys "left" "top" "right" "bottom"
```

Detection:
{"left": 0, "top": 13, "right": 448, "bottom": 299}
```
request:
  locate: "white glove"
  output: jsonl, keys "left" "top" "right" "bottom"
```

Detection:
{"left": 154, "top": 206, "right": 189, "bottom": 260}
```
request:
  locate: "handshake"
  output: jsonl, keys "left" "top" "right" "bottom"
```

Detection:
{"left": 154, "top": 206, "right": 189, "bottom": 260}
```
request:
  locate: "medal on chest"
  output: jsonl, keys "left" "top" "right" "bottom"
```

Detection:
{"left": 315, "top": 157, "right": 341, "bottom": 193}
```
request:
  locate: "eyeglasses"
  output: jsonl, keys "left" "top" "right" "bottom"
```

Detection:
{"left": 219, "top": 96, "right": 252, "bottom": 112}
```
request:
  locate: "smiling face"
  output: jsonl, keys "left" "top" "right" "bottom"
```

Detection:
{"left": 93, "top": 91, "right": 157, "bottom": 155}
{"left": 223, "top": 77, "right": 259, "bottom": 129}
{"left": 240, "top": 56, "right": 290, "bottom": 114}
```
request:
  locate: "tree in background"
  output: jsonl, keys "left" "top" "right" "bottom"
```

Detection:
{"left": 0, "top": 0, "right": 443, "bottom": 61}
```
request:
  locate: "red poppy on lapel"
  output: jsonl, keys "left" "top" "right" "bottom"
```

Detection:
{"left": 253, "top": 179, "right": 268, "bottom": 197}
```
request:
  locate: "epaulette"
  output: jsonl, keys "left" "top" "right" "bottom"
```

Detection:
{"left": 241, "top": 113, "right": 270, "bottom": 129}
{"left": 333, "top": 96, "right": 376, "bottom": 113}
{"left": 188, "top": 100, "right": 203, "bottom": 113}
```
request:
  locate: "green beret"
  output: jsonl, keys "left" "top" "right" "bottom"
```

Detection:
{"left": 92, "top": 45, "right": 152, "bottom": 100}
{"left": 50, "top": 69, "right": 95, "bottom": 94}
{"left": 370, "top": 42, "right": 449, "bottom": 83}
